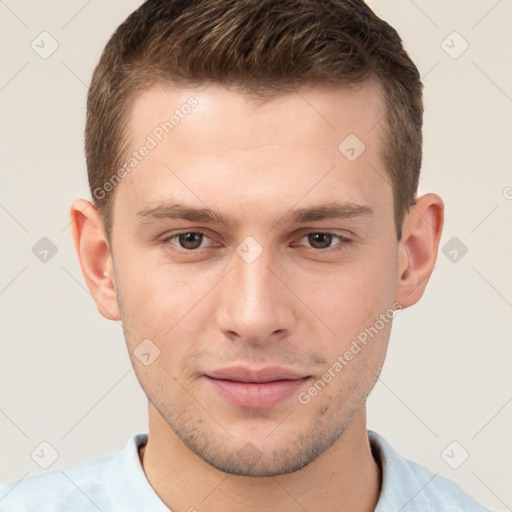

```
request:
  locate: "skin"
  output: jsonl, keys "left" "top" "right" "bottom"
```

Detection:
{"left": 70, "top": 80, "right": 443, "bottom": 512}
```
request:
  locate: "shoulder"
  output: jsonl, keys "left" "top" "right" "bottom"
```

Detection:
{"left": 0, "top": 452, "right": 115, "bottom": 512}
{"left": 0, "top": 434, "right": 162, "bottom": 512}
{"left": 369, "top": 430, "right": 494, "bottom": 512}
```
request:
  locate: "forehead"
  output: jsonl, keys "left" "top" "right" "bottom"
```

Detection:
{"left": 126, "top": 79, "right": 386, "bottom": 148}
{"left": 114, "top": 80, "right": 391, "bottom": 227}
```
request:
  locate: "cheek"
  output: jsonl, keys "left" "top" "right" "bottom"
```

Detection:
{"left": 290, "top": 251, "right": 397, "bottom": 339}
{"left": 115, "top": 260, "right": 215, "bottom": 365}
{"left": 117, "top": 258, "right": 196, "bottom": 318}
{"left": 302, "top": 316, "right": 392, "bottom": 412}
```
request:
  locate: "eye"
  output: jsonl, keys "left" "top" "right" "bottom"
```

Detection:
{"left": 162, "top": 231, "right": 214, "bottom": 250}
{"left": 296, "top": 232, "right": 350, "bottom": 250}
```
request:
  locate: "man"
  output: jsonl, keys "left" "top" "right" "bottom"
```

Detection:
{"left": 0, "top": 0, "right": 493, "bottom": 510}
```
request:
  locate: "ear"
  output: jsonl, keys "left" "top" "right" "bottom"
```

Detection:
{"left": 69, "top": 199, "right": 120, "bottom": 321}
{"left": 395, "top": 193, "right": 444, "bottom": 309}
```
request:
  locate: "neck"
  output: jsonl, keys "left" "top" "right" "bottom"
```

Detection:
{"left": 140, "top": 404, "right": 381, "bottom": 512}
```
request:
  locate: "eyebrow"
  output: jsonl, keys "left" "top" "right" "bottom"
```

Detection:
{"left": 136, "top": 203, "right": 237, "bottom": 226}
{"left": 136, "top": 201, "right": 374, "bottom": 228}
{"left": 280, "top": 203, "right": 374, "bottom": 225}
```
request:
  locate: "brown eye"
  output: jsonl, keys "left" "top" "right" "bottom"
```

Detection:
{"left": 307, "top": 233, "right": 335, "bottom": 249}
{"left": 177, "top": 232, "right": 204, "bottom": 250}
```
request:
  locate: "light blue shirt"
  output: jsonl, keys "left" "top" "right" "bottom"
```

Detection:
{"left": 0, "top": 431, "right": 492, "bottom": 511}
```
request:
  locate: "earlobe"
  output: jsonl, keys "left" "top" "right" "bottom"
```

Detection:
{"left": 395, "top": 193, "right": 444, "bottom": 309}
{"left": 70, "top": 199, "right": 121, "bottom": 321}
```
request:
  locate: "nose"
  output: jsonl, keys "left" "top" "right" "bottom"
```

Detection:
{"left": 215, "top": 244, "right": 296, "bottom": 345}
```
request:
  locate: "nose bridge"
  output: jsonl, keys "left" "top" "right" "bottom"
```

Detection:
{"left": 234, "top": 247, "right": 275, "bottom": 309}
{"left": 216, "top": 240, "right": 294, "bottom": 343}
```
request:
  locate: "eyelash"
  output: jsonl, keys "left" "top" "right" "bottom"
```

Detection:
{"left": 160, "top": 230, "right": 352, "bottom": 254}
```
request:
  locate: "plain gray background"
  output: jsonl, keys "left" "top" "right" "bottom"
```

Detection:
{"left": 1, "top": 1, "right": 511, "bottom": 510}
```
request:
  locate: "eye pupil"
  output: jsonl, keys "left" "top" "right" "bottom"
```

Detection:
{"left": 178, "top": 233, "right": 203, "bottom": 250}
{"left": 308, "top": 233, "right": 332, "bottom": 249}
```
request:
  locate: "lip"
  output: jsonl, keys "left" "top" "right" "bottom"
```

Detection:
{"left": 205, "top": 366, "right": 311, "bottom": 408}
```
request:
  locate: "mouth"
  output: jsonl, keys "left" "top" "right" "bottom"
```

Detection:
{"left": 205, "top": 366, "right": 311, "bottom": 409}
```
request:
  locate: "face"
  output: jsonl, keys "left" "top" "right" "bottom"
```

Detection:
{"left": 110, "top": 81, "right": 400, "bottom": 476}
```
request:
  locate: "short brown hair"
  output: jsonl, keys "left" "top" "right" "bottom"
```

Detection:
{"left": 85, "top": 0, "right": 423, "bottom": 241}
